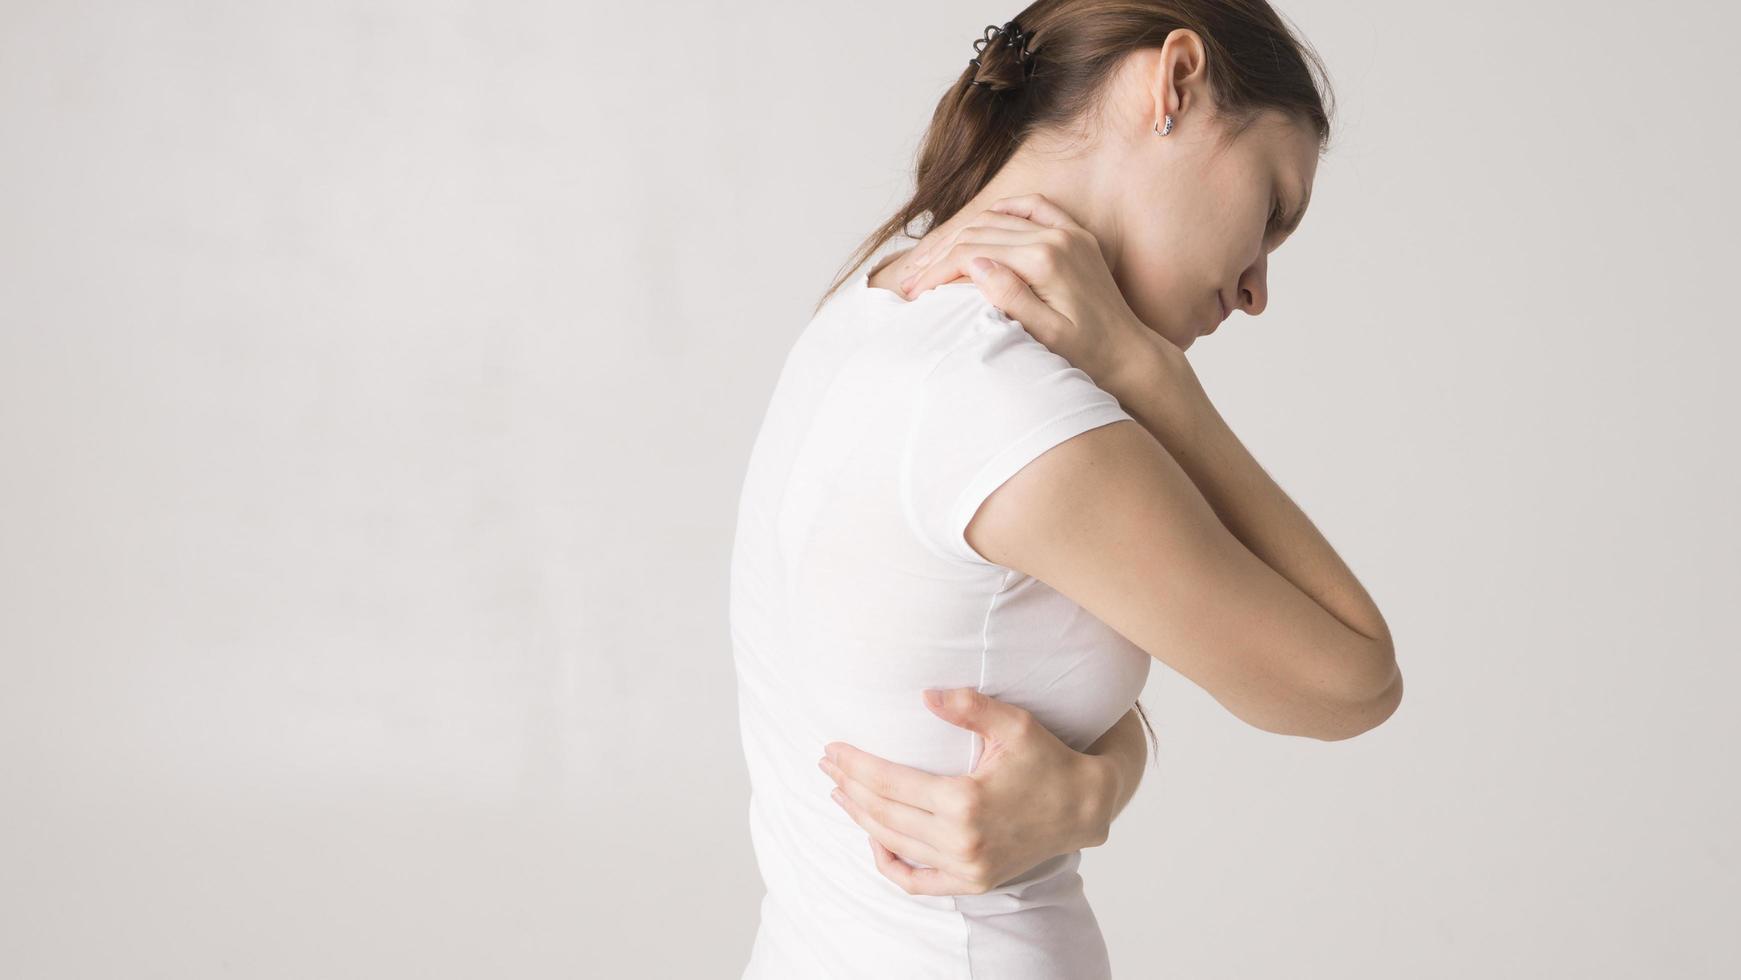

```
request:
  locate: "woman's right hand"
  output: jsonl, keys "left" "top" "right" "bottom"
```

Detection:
{"left": 899, "top": 194, "right": 1207, "bottom": 420}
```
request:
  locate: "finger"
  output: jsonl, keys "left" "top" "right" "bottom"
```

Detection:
{"left": 828, "top": 781, "right": 954, "bottom": 871}
{"left": 823, "top": 741, "right": 958, "bottom": 813}
{"left": 905, "top": 226, "right": 1037, "bottom": 295}
{"left": 922, "top": 686, "right": 1038, "bottom": 741}
{"left": 825, "top": 762, "right": 958, "bottom": 853}
{"left": 910, "top": 211, "right": 1045, "bottom": 267}
{"left": 902, "top": 237, "right": 1035, "bottom": 299}
{"left": 910, "top": 245, "right": 1073, "bottom": 343}
{"left": 905, "top": 221, "right": 1079, "bottom": 301}
{"left": 986, "top": 192, "right": 1087, "bottom": 233}
{"left": 963, "top": 257, "right": 1063, "bottom": 341}
{"left": 868, "top": 837, "right": 987, "bottom": 898}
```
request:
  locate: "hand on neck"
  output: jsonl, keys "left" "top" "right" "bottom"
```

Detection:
{"left": 904, "top": 145, "right": 1123, "bottom": 285}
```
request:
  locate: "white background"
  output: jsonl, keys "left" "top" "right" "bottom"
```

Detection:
{"left": 1, "top": 1, "right": 1736, "bottom": 977}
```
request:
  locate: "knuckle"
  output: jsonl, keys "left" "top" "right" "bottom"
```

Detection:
{"left": 957, "top": 831, "right": 985, "bottom": 861}
{"left": 962, "top": 866, "right": 994, "bottom": 894}
{"left": 952, "top": 784, "right": 983, "bottom": 821}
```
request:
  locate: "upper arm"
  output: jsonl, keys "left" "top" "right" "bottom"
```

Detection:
{"left": 963, "top": 417, "right": 1395, "bottom": 741}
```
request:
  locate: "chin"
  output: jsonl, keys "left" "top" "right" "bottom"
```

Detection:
{"left": 1132, "top": 298, "right": 1197, "bottom": 352}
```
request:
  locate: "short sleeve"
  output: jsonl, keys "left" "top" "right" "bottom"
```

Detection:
{"left": 899, "top": 314, "right": 1136, "bottom": 565}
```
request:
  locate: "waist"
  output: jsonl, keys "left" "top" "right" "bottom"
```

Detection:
{"left": 744, "top": 848, "right": 1110, "bottom": 980}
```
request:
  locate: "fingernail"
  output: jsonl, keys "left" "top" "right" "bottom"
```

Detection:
{"left": 923, "top": 689, "right": 943, "bottom": 706}
{"left": 818, "top": 758, "right": 831, "bottom": 776}
{"left": 899, "top": 273, "right": 916, "bottom": 290}
{"left": 830, "top": 788, "right": 846, "bottom": 806}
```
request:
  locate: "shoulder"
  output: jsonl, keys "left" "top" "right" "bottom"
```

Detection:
{"left": 899, "top": 294, "right": 1133, "bottom": 565}
{"left": 914, "top": 295, "right": 1110, "bottom": 409}
{"left": 897, "top": 286, "right": 1063, "bottom": 369}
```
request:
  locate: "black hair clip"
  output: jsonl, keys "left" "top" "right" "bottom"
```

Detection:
{"left": 969, "top": 20, "right": 1037, "bottom": 89}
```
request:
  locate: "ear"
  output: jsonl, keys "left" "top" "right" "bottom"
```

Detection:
{"left": 1153, "top": 28, "right": 1212, "bottom": 122}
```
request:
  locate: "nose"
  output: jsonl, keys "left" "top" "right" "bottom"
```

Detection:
{"left": 1237, "top": 253, "right": 1268, "bottom": 317}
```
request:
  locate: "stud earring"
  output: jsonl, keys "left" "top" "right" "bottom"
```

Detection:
{"left": 1154, "top": 114, "right": 1174, "bottom": 136}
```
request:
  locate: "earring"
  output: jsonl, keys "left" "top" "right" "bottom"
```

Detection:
{"left": 1154, "top": 114, "right": 1174, "bottom": 136}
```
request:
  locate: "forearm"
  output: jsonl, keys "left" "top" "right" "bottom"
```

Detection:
{"left": 1115, "top": 340, "right": 1396, "bottom": 694}
{"left": 1078, "top": 707, "right": 1147, "bottom": 845}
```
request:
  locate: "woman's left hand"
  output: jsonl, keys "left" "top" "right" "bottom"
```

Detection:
{"left": 818, "top": 687, "right": 1117, "bottom": 897}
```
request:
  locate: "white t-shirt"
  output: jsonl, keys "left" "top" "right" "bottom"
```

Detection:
{"left": 730, "top": 236, "right": 1153, "bottom": 979}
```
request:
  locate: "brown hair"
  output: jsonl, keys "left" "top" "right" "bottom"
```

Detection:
{"left": 817, "top": 0, "right": 1336, "bottom": 758}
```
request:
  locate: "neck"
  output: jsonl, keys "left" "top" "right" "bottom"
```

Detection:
{"left": 916, "top": 144, "right": 1126, "bottom": 278}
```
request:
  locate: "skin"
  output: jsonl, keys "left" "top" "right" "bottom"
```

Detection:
{"left": 824, "top": 29, "right": 1329, "bottom": 897}
{"left": 819, "top": 688, "right": 1147, "bottom": 897}
{"left": 873, "top": 28, "right": 1320, "bottom": 351}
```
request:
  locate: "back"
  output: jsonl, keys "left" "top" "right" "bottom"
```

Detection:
{"left": 729, "top": 237, "right": 1151, "bottom": 979}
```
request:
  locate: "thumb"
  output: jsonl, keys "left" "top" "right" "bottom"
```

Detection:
{"left": 966, "top": 257, "right": 1048, "bottom": 330}
{"left": 922, "top": 686, "right": 1018, "bottom": 739}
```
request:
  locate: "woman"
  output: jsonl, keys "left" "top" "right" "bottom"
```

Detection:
{"left": 730, "top": 2, "right": 1402, "bottom": 976}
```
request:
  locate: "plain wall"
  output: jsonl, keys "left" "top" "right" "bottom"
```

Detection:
{"left": 1, "top": 0, "right": 1736, "bottom": 977}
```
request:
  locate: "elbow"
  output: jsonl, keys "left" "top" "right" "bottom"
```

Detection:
{"left": 1314, "top": 657, "right": 1404, "bottom": 742}
{"left": 1237, "top": 640, "right": 1405, "bottom": 742}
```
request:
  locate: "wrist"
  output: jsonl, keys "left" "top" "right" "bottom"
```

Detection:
{"left": 1108, "top": 329, "right": 1220, "bottom": 457}
{"left": 1103, "top": 326, "right": 1170, "bottom": 403}
{"left": 1072, "top": 752, "right": 1118, "bottom": 849}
